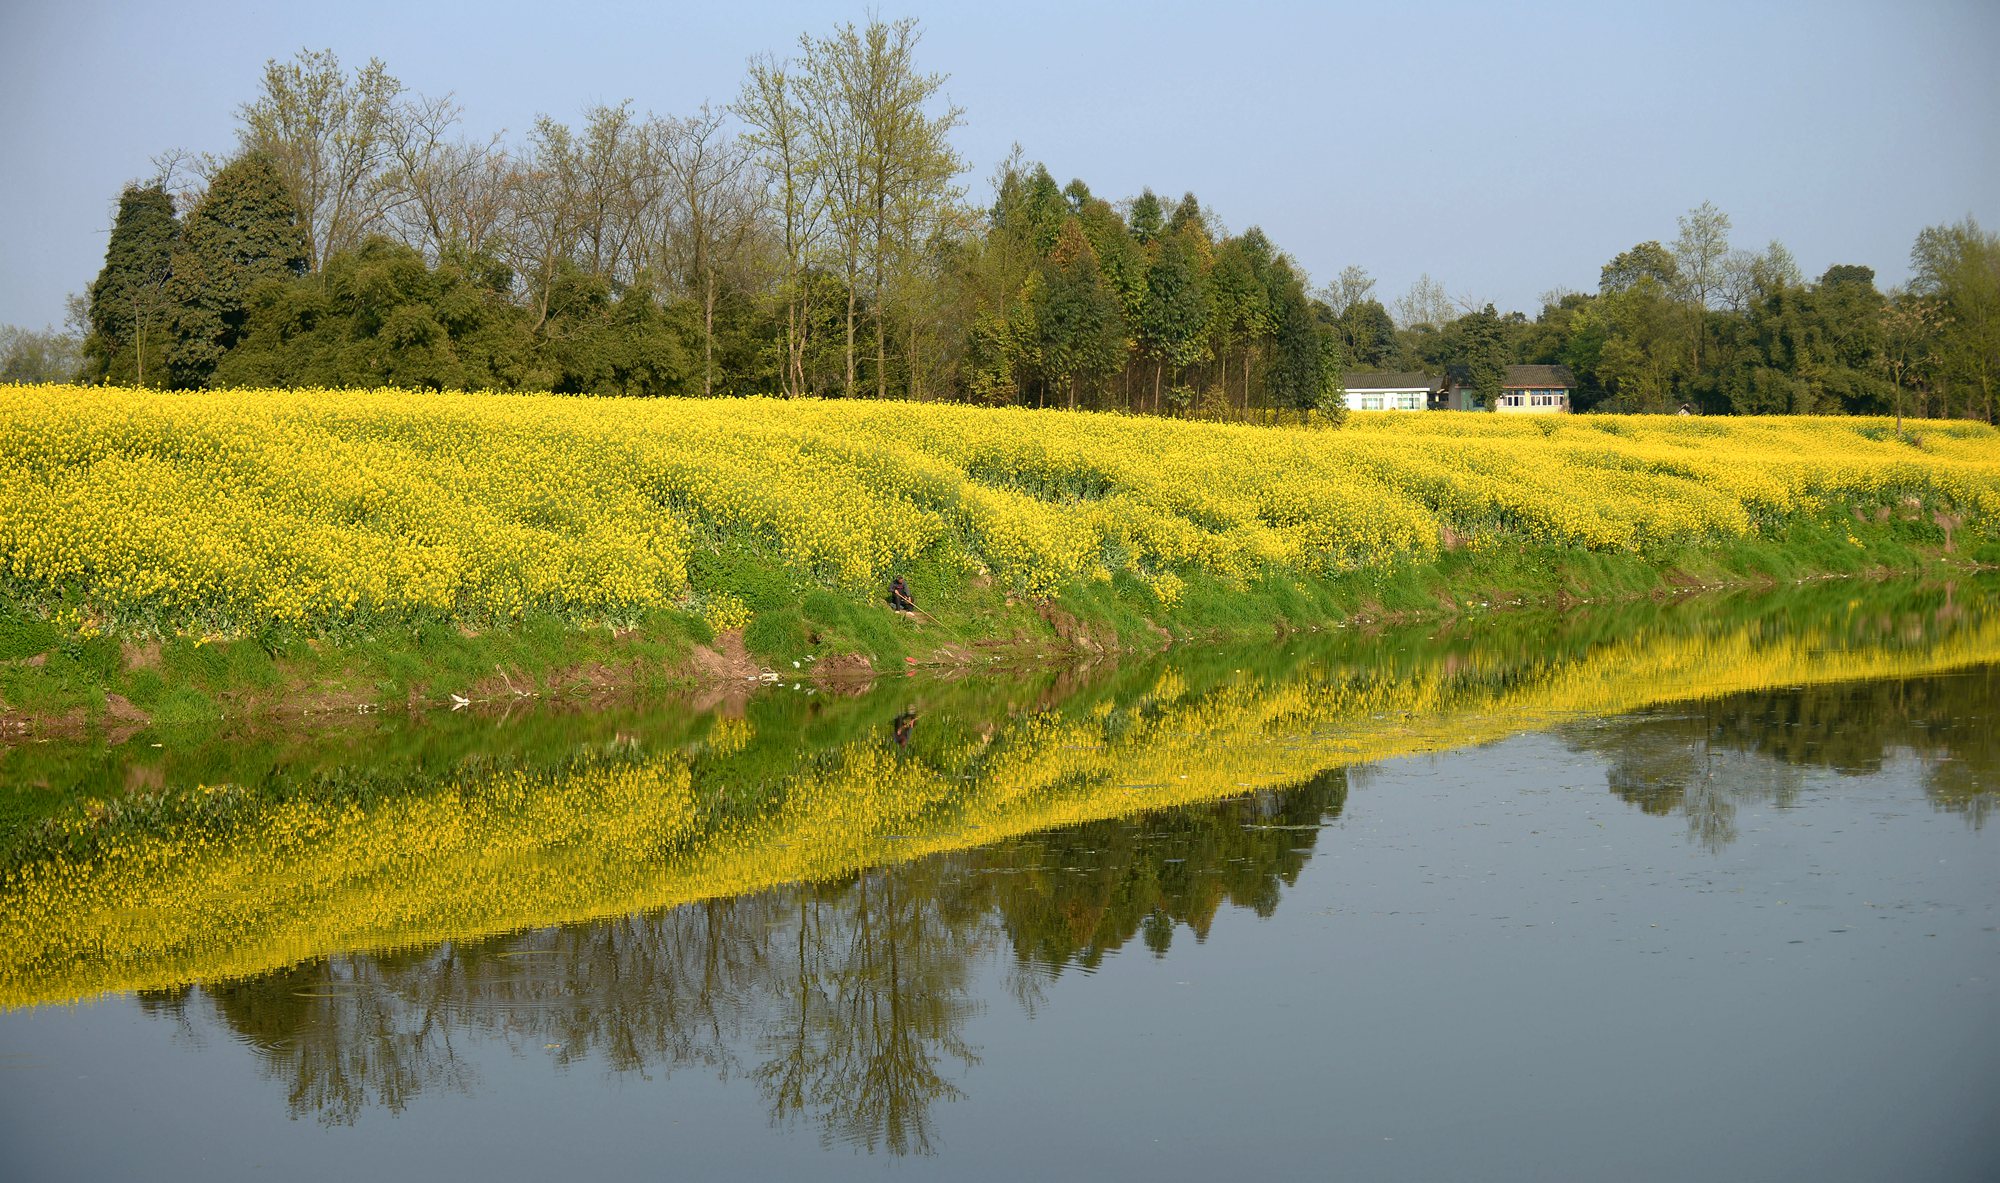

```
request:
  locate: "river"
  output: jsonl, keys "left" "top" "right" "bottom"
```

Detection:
{"left": 2, "top": 578, "right": 1996, "bottom": 1180}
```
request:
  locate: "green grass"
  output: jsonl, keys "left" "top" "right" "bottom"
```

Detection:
{"left": 0, "top": 504, "right": 1989, "bottom": 734}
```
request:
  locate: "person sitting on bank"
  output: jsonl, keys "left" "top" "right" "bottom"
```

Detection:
{"left": 887, "top": 575, "right": 917, "bottom": 614}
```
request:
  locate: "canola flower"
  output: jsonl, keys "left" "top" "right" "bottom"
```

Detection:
{"left": 4, "top": 602, "right": 1997, "bottom": 1009}
{"left": 2, "top": 385, "right": 1996, "bottom": 634}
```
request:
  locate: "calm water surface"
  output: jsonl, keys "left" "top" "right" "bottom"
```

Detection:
{"left": 2, "top": 581, "right": 1996, "bottom": 1180}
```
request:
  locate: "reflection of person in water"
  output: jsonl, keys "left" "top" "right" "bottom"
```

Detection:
{"left": 892, "top": 709, "right": 917, "bottom": 748}
{"left": 887, "top": 576, "right": 916, "bottom": 614}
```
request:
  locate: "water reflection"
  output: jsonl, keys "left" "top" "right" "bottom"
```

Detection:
{"left": 129, "top": 771, "right": 1349, "bottom": 1146}
{"left": 1567, "top": 665, "right": 1999, "bottom": 849}
{"left": 108, "top": 654, "right": 2000, "bottom": 1143}
{"left": 3, "top": 578, "right": 1998, "bottom": 1010}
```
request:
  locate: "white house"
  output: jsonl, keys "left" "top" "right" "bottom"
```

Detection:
{"left": 1343, "top": 371, "right": 1439, "bottom": 412}
{"left": 1441, "top": 364, "right": 1577, "bottom": 413}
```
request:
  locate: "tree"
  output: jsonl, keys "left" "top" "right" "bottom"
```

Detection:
{"left": 1322, "top": 265, "right": 1376, "bottom": 317}
{"left": 1166, "top": 192, "right": 1209, "bottom": 241}
{"left": 1671, "top": 201, "right": 1732, "bottom": 376}
{"left": 1392, "top": 273, "right": 1453, "bottom": 329}
{"left": 1138, "top": 230, "right": 1211, "bottom": 412}
{"left": 1339, "top": 298, "right": 1396, "bottom": 367}
{"left": 1909, "top": 217, "right": 2000, "bottom": 422}
{"left": 83, "top": 183, "right": 180, "bottom": 386}
{"left": 0, "top": 321, "right": 84, "bottom": 383}
{"left": 1126, "top": 189, "right": 1164, "bottom": 245}
{"left": 1264, "top": 258, "right": 1342, "bottom": 418}
{"left": 736, "top": 54, "right": 825, "bottom": 397}
{"left": 1032, "top": 219, "right": 1126, "bottom": 409}
{"left": 238, "top": 48, "right": 405, "bottom": 270}
{"left": 655, "top": 105, "right": 758, "bottom": 398}
{"left": 1455, "top": 303, "right": 1508, "bottom": 405}
{"left": 507, "top": 104, "right": 650, "bottom": 339}
{"left": 1594, "top": 274, "right": 1686, "bottom": 412}
{"left": 162, "top": 152, "right": 310, "bottom": 388}
{"left": 798, "top": 17, "right": 964, "bottom": 400}
{"left": 1671, "top": 201, "right": 1732, "bottom": 311}
{"left": 1599, "top": 241, "right": 1679, "bottom": 295}
{"left": 214, "top": 238, "right": 538, "bottom": 392}
{"left": 1206, "top": 233, "right": 1272, "bottom": 408}
{"left": 376, "top": 92, "right": 516, "bottom": 264}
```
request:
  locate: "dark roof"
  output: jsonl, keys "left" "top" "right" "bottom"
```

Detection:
{"left": 1441, "top": 363, "right": 1577, "bottom": 390}
{"left": 1501, "top": 364, "right": 1575, "bottom": 389}
{"left": 1343, "top": 371, "right": 1439, "bottom": 391}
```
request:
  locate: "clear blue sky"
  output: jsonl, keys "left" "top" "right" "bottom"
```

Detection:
{"left": 2, "top": 0, "right": 1995, "bottom": 329}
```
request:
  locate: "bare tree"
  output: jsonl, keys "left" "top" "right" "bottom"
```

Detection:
{"left": 378, "top": 93, "right": 517, "bottom": 263}
{"left": 238, "top": 49, "right": 406, "bottom": 269}
{"left": 1320, "top": 265, "right": 1376, "bottom": 317}
{"left": 799, "top": 17, "right": 964, "bottom": 398}
{"left": 1392, "top": 273, "right": 1454, "bottom": 329}
{"left": 509, "top": 105, "right": 649, "bottom": 331}
{"left": 1672, "top": 200, "right": 1733, "bottom": 311}
{"left": 737, "top": 53, "right": 827, "bottom": 397}
{"left": 654, "top": 105, "right": 759, "bottom": 397}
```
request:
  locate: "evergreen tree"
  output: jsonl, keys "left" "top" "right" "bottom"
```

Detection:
{"left": 163, "top": 152, "right": 310, "bottom": 387}
{"left": 83, "top": 184, "right": 180, "bottom": 386}
{"left": 1127, "top": 189, "right": 1164, "bottom": 245}
{"left": 1268, "top": 265, "right": 1343, "bottom": 417}
{"left": 1166, "top": 192, "right": 1207, "bottom": 241}
{"left": 1456, "top": 303, "right": 1508, "bottom": 405}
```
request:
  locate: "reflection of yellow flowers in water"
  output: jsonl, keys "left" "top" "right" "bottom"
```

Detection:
{"left": 1, "top": 386, "right": 1995, "bottom": 634}
{"left": 3, "top": 605, "right": 1998, "bottom": 1010}
{"left": 705, "top": 717, "right": 753, "bottom": 757}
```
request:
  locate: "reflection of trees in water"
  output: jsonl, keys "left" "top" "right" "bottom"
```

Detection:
{"left": 1567, "top": 666, "right": 1999, "bottom": 848}
{"left": 978, "top": 768, "right": 1348, "bottom": 969}
{"left": 143, "top": 769, "right": 1347, "bottom": 1145}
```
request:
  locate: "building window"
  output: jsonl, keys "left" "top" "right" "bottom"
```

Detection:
{"left": 1398, "top": 394, "right": 1423, "bottom": 410}
{"left": 1359, "top": 396, "right": 1383, "bottom": 410}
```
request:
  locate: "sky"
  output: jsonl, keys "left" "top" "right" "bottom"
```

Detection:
{"left": 2, "top": 0, "right": 1996, "bottom": 330}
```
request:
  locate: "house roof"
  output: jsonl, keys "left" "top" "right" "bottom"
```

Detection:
{"left": 1343, "top": 371, "right": 1439, "bottom": 392}
{"left": 1501, "top": 364, "right": 1576, "bottom": 389}
{"left": 1442, "top": 364, "right": 1577, "bottom": 390}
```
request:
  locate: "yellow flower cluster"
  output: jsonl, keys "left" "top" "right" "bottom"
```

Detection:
{"left": 2, "top": 386, "right": 1995, "bottom": 631}
{"left": 5, "top": 600, "right": 1997, "bottom": 1009}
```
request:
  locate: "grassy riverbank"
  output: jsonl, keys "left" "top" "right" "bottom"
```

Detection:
{"left": 3, "top": 385, "right": 1998, "bottom": 732}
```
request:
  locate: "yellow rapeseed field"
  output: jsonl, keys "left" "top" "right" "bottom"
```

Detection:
{"left": 5, "top": 601, "right": 1996, "bottom": 1009}
{"left": 3, "top": 385, "right": 1996, "bottom": 632}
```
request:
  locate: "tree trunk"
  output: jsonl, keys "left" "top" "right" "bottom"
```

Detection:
{"left": 703, "top": 268, "right": 716, "bottom": 398}
{"left": 844, "top": 268, "right": 857, "bottom": 397}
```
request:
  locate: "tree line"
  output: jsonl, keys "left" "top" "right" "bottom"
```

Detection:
{"left": 12, "top": 17, "right": 1993, "bottom": 422}
{"left": 1329, "top": 202, "right": 1998, "bottom": 421}
{"left": 59, "top": 22, "right": 1336, "bottom": 418}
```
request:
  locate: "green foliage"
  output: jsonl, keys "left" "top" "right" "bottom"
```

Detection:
{"left": 69, "top": 47, "right": 1995, "bottom": 424}
{"left": 1456, "top": 303, "right": 1508, "bottom": 403}
{"left": 0, "top": 324, "right": 83, "bottom": 384}
{"left": 1600, "top": 240, "right": 1679, "bottom": 295}
{"left": 1339, "top": 299, "right": 1396, "bottom": 367}
{"left": 1139, "top": 231, "right": 1212, "bottom": 397}
{"left": 84, "top": 185, "right": 180, "bottom": 386}
{"left": 162, "top": 153, "right": 310, "bottom": 388}
{"left": 1031, "top": 220, "right": 1127, "bottom": 408}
